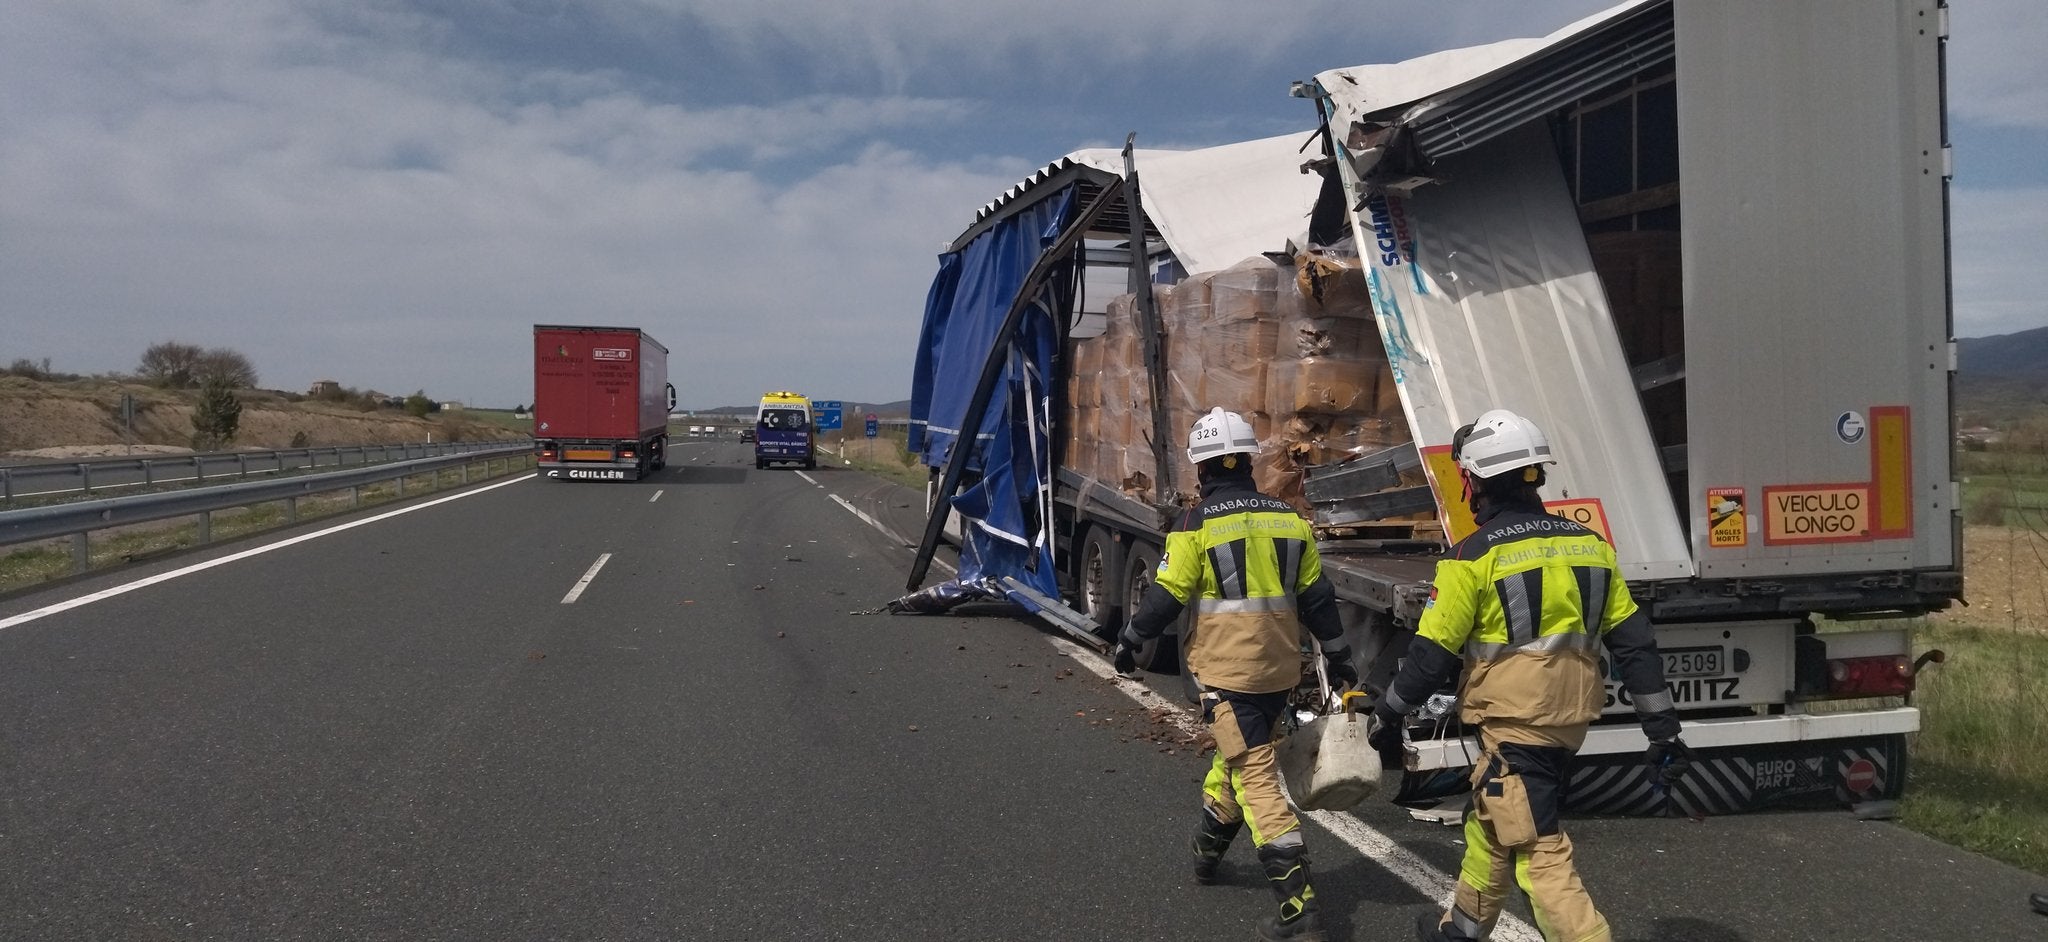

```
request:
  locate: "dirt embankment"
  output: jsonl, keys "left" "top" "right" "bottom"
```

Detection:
{"left": 0, "top": 377, "right": 525, "bottom": 460}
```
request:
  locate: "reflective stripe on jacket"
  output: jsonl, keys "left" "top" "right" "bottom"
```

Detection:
{"left": 1416, "top": 505, "right": 1641, "bottom": 728}
{"left": 1154, "top": 481, "right": 1325, "bottom": 694}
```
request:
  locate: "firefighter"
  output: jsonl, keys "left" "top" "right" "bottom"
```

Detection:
{"left": 1367, "top": 409, "right": 1694, "bottom": 942}
{"left": 1114, "top": 407, "right": 1355, "bottom": 942}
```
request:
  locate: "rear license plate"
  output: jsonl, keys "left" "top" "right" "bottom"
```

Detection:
{"left": 564, "top": 449, "right": 613, "bottom": 461}
{"left": 1662, "top": 645, "right": 1724, "bottom": 677}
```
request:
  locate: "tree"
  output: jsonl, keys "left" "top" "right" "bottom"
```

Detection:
{"left": 191, "top": 378, "right": 243, "bottom": 449}
{"left": 194, "top": 347, "right": 258, "bottom": 388}
{"left": 404, "top": 390, "right": 434, "bottom": 418}
{"left": 139, "top": 342, "right": 204, "bottom": 388}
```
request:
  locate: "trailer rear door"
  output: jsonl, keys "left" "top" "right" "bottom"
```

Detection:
{"left": 1675, "top": 0, "right": 1953, "bottom": 577}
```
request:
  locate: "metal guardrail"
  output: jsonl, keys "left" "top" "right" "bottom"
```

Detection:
{"left": 0, "top": 440, "right": 528, "bottom": 506}
{"left": 0, "top": 443, "right": 533, "bottom": 573}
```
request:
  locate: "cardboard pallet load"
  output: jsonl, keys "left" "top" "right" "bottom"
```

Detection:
{"left": 1065, "top": 254, "right": 1432, "bottom": 533}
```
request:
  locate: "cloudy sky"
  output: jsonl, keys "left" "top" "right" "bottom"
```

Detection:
{"left": 4, "top": 1, "right": 2043, "bottom": 410}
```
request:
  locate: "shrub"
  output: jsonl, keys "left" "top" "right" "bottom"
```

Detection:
{"left": 1967, "top": 487, "right": 2013, "bottom": 526}
{"left": 190, "top": 378, "right": 243, "bottom": 449}
{"left": 404, "top": 391, "right": 433, "bottom": 418}
{"left": 139, "top": 341, "right": 204, "bottom": 388}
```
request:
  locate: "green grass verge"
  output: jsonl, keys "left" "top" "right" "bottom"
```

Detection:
{"left": 821, "top": 430, "right": 929, "bottom": 490}
{"left": 1898, "top": 619, "right": 2048, "bottom": 875}
{"left": 1, "top": 458, "right": 533, "bottom": 595}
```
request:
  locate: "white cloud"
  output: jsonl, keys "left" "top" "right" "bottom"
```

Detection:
{"left": 1951, "top": 186, "right": 2048, "bottom": 338}
{"left": 1947, "top": 0, "right": 2048, "bottom": 130}
{"left": 0, "top": 1, "right": 1016, "bottom": 407}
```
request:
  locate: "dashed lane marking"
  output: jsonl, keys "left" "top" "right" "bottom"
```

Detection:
{"left": 560, "top": 553, "right": 612, "bottom": 604}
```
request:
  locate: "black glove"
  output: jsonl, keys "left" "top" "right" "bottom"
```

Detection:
{"left": 1324, "top": 653, "right": 1359, "bottom": 690}
{"left": 1367, "top": 701, "right": 1405, "bottom": 754}
{"left": 1112, "top": 642, "right": 1138, "bottom": 675}
{"left": 1645, "top": 736, "right": 1695, "bottom": 788}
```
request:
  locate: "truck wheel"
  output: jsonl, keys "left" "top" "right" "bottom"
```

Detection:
{"left": 1074, "top": 526, "right": 1123, "bottom": 639}
{"left": 1122, "top": 542, "right": 1187, "bottom": 687}
{"left": 754, "top": 458, "right": 766, "bottom": 470}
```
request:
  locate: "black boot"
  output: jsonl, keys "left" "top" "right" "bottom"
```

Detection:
{"left": 1191, "top": 808, "right": 1242, "bottom": 885}
{"left": 1417, "top": 907, "right": 1482, "bottom": 941}
{"left": 1254, "top": 842, "right": 1325, "bottom": 942}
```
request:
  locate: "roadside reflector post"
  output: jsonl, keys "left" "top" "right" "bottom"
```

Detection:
{"left": 237, "top": 454, "right": 248, "bottom": 478}
{"left": 3, "top": 467, "right": 13, "bottom": 505}
{"left": 286, "top": 497, "right": 298, "bottom": 525}
{"left": 79, "top": 462, "right": 92, "bottom": 495}
{"left": 142, "top": 460, "right": 154, "bottom": 485}
{"left": 350, "top": 485, "right": 361, "bottom": 508}
{"left": 71, "top": 533, "right": 89, "bottom": 573}
{"left": 461, "top": 463, "right": 470, "bottom": 485}
{"left": 198, "top": 511, "right": 212, "bottom": 544}
{"left": 397, "top": 476, "right": 406, "bottom": 498}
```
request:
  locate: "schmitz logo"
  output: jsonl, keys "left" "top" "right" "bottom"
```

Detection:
{"left": 592, "top": 347, "right": 633, "bottom": 361}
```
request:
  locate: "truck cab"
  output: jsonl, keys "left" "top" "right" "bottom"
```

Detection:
{"left": 754, "top": 391, "right": 815, "bottom": 470}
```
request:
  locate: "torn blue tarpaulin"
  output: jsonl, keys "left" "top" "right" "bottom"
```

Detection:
{"left": 901, "top": 187, "right": 1076, "bottom": 612}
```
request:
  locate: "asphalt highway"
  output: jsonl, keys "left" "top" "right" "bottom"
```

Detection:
{"left": 1, "top": 440, "right": 2040, "bottom": 940}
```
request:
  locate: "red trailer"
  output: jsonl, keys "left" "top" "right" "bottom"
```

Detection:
{"left": 533, "top": 325, "right": 674, "bottom": 481}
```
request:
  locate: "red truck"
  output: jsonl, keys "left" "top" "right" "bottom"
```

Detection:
{"left": 533, "top": 325, "right": 674, "bottom": 481}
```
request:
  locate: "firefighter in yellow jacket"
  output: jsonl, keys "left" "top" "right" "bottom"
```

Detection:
{"left": 1115, "top": 407, "right": 1354, "bottom": 942}
{"left": 1368, "top": 409, "right": 1694, "bottom": 942}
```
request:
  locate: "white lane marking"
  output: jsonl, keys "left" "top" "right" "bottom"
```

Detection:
{"left": 1048, "top": 636, "right": 1543, "bottom": 941}
{"left": 649, "top": 490, "right": 664, "bottom": 503}
{"left": 0, "top": 473, "right": 537, "bottom": 633}
{"left": 817, "top": 489, "right": 1537, "bottom": 940}
{"left": 826, "top": 493, "right": 953, "bottom": 574}
{"left": 794, "top": 471, "right": 821, "bottom": 487}
{"left": 560, "top": 553, "right": 612, "bottom": 604}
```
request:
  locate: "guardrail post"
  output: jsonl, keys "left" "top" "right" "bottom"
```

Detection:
{"left": 143, "top": 459, "right": 155, "bottom": 485}
{"left": 198, "top": 510, "right": 212, "bottom": 544}
{"left": 194, "top": 458, "right": 206, "bottom": 484}
{"left": 2, "top": 468, "right": 12, "bottom": 506}
{"left": 461, "top": 463, "right": 470, "bottom": 485}
{"left": 79, "top": 462, "right": 92, "bottom": 495}
{"left": 396, "top": 475, "right": 406, "bottom": 498}
{"left": 72, "top": 533, "right": 89, "bottom": 573}
{"left": 278, "top": 451, "right": 287, "bottom": 473}
{"left": 237, "top": 454, "right": 248, "bottom": 478}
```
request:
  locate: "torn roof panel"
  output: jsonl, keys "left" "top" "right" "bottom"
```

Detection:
{"left": 1315, "top": 0, "right": 1668, "bottom": 162}
{"left": 966, "top": 132, "right": 1321, "bottom": 276}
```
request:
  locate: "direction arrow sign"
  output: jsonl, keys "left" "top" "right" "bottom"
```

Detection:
{"left": 814, "top": 400, "right": 843, "bottom": 431}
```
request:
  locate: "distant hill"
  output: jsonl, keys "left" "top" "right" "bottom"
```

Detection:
{"left": 1957, "top": 326, "right": 2048, "bottom": 424}
{"left": 1959, "top": 325, "right": 2048, "bottom": 377}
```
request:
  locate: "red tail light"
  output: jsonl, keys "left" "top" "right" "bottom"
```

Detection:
{"left": 621, "top": 449, "right": 636, "bottom": 459}
{"left": 1827, "top": 655, "right": 1914, "bottom": 698}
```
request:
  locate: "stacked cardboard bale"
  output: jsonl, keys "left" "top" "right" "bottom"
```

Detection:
{"left": 1065, "top": 254, "right": 1416, "bottom": 519}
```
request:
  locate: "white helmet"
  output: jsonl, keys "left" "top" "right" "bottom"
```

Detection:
{"left": 1452, "top": 409, "right": 1557, "bottom": 479}
{"left": 1186, "top": 407, "right": 1260, "bottom": 464}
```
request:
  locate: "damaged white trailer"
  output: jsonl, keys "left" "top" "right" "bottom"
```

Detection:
{"left": 907, "top": 0, "right": 1959, "bottom": 815}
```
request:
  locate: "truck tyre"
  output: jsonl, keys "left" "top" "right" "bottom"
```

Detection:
{"left": 754, "top": 457, "right": 766, "bottom": 470}
{"left": 1074, "top": 526, "right": 1124, "bottom": 640}
{"left": 1122, "top": 542, "right": 1186, "bottom": 685}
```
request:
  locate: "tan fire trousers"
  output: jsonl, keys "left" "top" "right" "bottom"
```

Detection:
{"left": 1443, "top": 731, "right": 1611, "bottom": 942}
